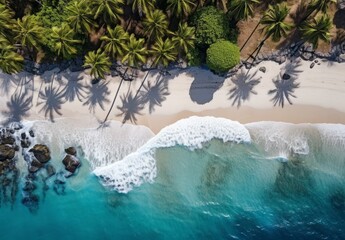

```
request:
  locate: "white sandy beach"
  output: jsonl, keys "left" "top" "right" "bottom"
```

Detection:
{"left": 0, "top": 57, "right": 345, "bottom": 133}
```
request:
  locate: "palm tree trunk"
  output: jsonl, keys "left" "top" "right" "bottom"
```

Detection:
{"left": 102, "top": 67, "right": 128, "bottom": 123}
{"left": 240, "top": 20, "right": 261, "bottom": 52}
{"left": 244, "top": 35, "right": 269, "bottom": 70}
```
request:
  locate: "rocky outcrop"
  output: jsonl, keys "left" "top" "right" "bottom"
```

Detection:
{"left": 65, "top": 147, "right": 77, "bottom": 156}
{"left": 0, "top": 145, "right": 15, "bottom": 161}
{"left": 29, "top": 144, "right": 51, "bottom": 163}
{"left": 62, "top": 154, "right": 81, "bottom": 174}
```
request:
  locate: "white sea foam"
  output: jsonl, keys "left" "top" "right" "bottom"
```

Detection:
{"left": 93, "top": 116, "right": 251, "bottom": 193}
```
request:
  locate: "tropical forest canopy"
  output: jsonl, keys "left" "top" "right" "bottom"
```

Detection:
{"left": 0, "top": 0, "right": 339, "bottom": 76}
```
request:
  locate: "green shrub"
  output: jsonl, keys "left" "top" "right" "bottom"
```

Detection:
{"left": 186, "top": 47, "right": 202, "bottom": 66}
{"left": 206, "top": 40, "right": 240, "bottom": 73}
{"left": 191, "top": 6, "right": 231, "bottom": 47}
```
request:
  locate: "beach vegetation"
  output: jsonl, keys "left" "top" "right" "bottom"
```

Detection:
{"left": 206, "top": 40, "right": 240, "bottom": 73}
{"left": 83, "top": 49, "right": 111, "bottom": 80}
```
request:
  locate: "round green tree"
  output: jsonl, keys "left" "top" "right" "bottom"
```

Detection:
{"left": 206, "top": 40, "right": 240, "bottom": 73}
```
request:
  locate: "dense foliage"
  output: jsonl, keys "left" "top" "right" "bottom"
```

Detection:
{"left": 206, "top": 40, "right": 240, "bottom": 73}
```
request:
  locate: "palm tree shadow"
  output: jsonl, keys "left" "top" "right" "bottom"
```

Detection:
{"left": 37, "top": 84, "right": 66, "bottom": 122}
{"left": 61, "top": 74, "right": 87, "bottom": 102}
{"left": 0, "top": 73, "right": 21, "bottom": 96}
{"left": 228, "top": 69, "right": 261, "bottom": 108}
{"left": 83, "top": 81, "right": 111, "bottom": 113}
{"left": 1, "top": 89, "right": 32, "bottom": 125}
{"left": 268, "top": 76, "right": 300, "bottom": 108}
{"left": 140, "top": 75, "right": 170, "bottom": 114}
{"left": 280, "top": 59, "right": 303, "bottom": 79}
{"left": 117, "top": 92, "right": 144, "bottom": 124}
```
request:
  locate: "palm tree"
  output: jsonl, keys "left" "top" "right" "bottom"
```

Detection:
{"left": 83, "top": 49, "right": 111, "bottom": 80}
{"left": 122, "top": 34, "right": 147, "bottom": 68}
{"left": 51, "top": 23, "right": 82, "bottom": 59}
{"left": 0, "top": 3, "right": 15, "bottom": 41}
{"left": 127, "top": 0, "right": 156, "bottom": 17}
{"left": 13, "top": 15, "right": 45, "bottom": 53}
{"left": 167, "top": 0, "right": 196, "bottom": 18}
{"left": 172, "top": 22, "right": 195, "bottom": 57}
{"left": 142, "top": 10, "right": 169, "bottom": 43}
{"left": 245, "top": 3, "right": 292, "bottom": 64}
{"left": 91, "top": 0, "right": 124, "bottom": 25}
{"left": 228, "top": 0, "right": 259, "bottom": 22}
{"left": 300, "top": 14, "right": 332, "bottom": 50}
{"left": 100, "top": 25, "right": 129, "bottom": 59}
{"left": 309, "top": 0, "right": 336, "bottom": 15}
{"left": 66, "top": 0, "right": 97, "bottom": 34}
{"left": 0, "top": 45, "right": 24, "bottom": 74}
{"left": 150, "top": 38, "right": 178, "bottom": 67}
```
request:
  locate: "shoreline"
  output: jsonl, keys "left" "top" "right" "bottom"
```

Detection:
{"left": 1, "top": 58, "right": 345, "bottom": 135}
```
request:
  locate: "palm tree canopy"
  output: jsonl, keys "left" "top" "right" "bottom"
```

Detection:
{"left": 167, "top": 0, "right": 196, "bottom": 18}
{"left": 260, "top": 3, "right": 292, "bottom": 42}
{"left": 122, "top": 34, "right": 147, "bottom": 67}
{"left": 172, "top": 22, "right": 195, "bottom": 55}
{"left": 100, "top": 25, "right": 129, "bottom": 59}
{"left": 0, "top": 3, "right": 15, "bottom": 39}
{"left": 127, "top": 0, "right": 156, "bottom": 16}
{"left": 228, "top": 0, "right": 259, "bottom": 21}
{"left": 150, "top": 38, "right": 178, "bottom": 67}
{"left": 91, "top": 0, "right": 124, "bottom": 25}
{"left": 300, "top": 14, "right": 332, "bottom": 49}
{"left": 51, "top": 23, "right": 82, "bottom": 59}
{"left": 83, "top": 49, "right": 111, "bottom": 80}
{"left": 0, "top": 45, "right": 24, "bottom": 74}
{"left": 66, "top": 0, "right": 97, "bottom": 34}
{"left": 309, "top": 0, "right": 336, "bottom": 14}
{"left": 142, "top": 9, "right": 169, "bottom": 42}
{"left": 13, "top": 15, "right": 45, "bottom": 50}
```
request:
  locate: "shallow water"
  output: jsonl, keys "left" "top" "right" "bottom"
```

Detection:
{"left": 1, "top": 118, "right": 345, "bottom": 239}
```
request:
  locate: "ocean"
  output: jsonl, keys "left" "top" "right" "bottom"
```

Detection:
{"left": 0, "top": 117, "right": 344, "bottom": 239}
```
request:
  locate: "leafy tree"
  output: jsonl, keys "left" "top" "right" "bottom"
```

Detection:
{"left": 0, "top": 3, "right": 15, "bottom": 41}
{"left": 35, "top": 4, "right": 65, "bottom": 29}
{"left": 13, "top": 15, "right": 45, "bottom": 52}
{"left": 122, "top": 34, "right": 147, "bottom": 68}
{"left": 228, "top": 0, "right": 259, "bottom": 22}
{"left": 65, "top": 0, "right": 97, "bottom": 34}
{"left": 167, "top": 0, "right": 196, "bottom": 18}
{"left": 127, "top": 0, "right": 156, "bottom": 16}
{"left": 51, "top": 23, "right": 82, "bottom": 59}
{"left": 192, "top": 6, "right": 231, "bottom": 47}
{"left": 300, "top": 14, "right": 332, "bottom": 50}
{"left": 172, "top": 22, "right": 195, "bottom": 56}
{"left": 100, "top": 25, "right": 129, "bottom": 59}
{"left": 142, "top": 9, "right": 169, "bottom": 42}
{"left": 91, "top": 0, "right": 124, "bottom": 25}
{"left": 83, "top": 49, "right": 111, "bottom": 80}
{"left": 206, "top": 40, "right": 240, "bottom": 73}
{"left": 0, "top": 45, "right": 24, "bottom": 74}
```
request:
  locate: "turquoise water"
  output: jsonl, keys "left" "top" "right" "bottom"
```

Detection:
{"left": 1, "top": 123, "right": 345, "bottom": 239}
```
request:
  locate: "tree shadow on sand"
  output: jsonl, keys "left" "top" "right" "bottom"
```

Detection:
{"left": 117, "top": 92, "right": 144, "bottom": 124}
{"left": 61, "top": 74, "right": 87, "bottom": 102}
{"left": 0, "top": 73, "right": 21, "bottom": 96}
{"left": 37, "top": 83, "right": 66, "bottom": 122}
{"left": 228, "top": 69, "right": 261, "bottom": 108}
{"left": 140, "top": 75, "right": 170, "bottom": 114}
{"left": 268, "top": 60, "right": 302, "bottom": 108}
{"left": 83, "top": 80, "right": 111, "bottom": 113}
{"left": 189, "top": 68, "right": 225, "bottom": 105}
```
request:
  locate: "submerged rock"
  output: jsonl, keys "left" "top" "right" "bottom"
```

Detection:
{"left": 0, "top": 145, "right": 15, "bottom": 161}
{"left": 65, "top": 147, "right": 77, "bottom": 156}
{"left": 45, "top": 164, "right": 56, "bottom": 179}
{"left": 29, "top": 144, "right": 51, "bottom": 163}
{"left": 29, "top": 130, "right": 35, "bottom": 138}
{"left": 21, "top": 139, "right": 31, "bottom": 148}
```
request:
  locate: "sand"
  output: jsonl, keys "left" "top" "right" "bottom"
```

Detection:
{"left": 0, "top": 57, "right": 345, "bottom": 134}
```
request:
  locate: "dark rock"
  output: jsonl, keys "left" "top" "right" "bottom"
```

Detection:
{"left": 29, "top": 144, "right": 51, "bottom": 163}
{"left": 28, "top": 166, "right": 40, "bottom": 173}
{"left": 29, "top": 130, "right": 35, "bottom": 138}
{"left": 0, "top": 144, "right": 15, "bottom": 161}
{"left": 21, "top": 194, "right": 39, "bottom": 213}
{"left": 1, "top": 136, "right": 16, "bottom": 145}
{"left": 282, "top": 73, "right": 291, "bottom": 80}
{"left": 23, "top": 181, "right": 37, "bottom": 192}
{"left": 13, "top": 145, "right": 20, "bottom": 151}
{"left": 65, "top": 147, "right": 77, "bottom": 156}
{"left": 62, "top": 155, "right": 81, "bottom": 173}
{"left": 21, "top": 132, "right": 26, "bottom": 140}
{"left": 314, "top": 59, "right": 319, "bottom": 63}
{"left": 31, "top": 159, "right": 43, "bottom": 169}
{"left": 310, "top": 62, "right": 315, "bottom": 69}
{"left": 259, "top": 66, "right": 266, "bottom": 73}
{"left": 21, "top": 139, "right": 31, "bottom": 148}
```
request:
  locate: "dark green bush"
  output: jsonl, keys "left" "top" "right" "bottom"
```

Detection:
{"left": 206, "top": 40, "right": 240, "bottom": 73}
{"left": 191, "top": 6, "right": 231, "bottom": 47}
